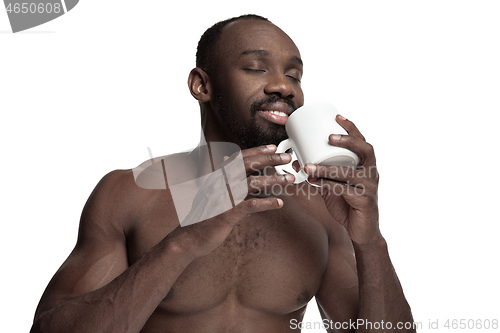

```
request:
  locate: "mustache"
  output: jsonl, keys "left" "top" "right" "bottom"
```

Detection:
{"left": 250, "top": 95, "right": 298, "bottom": 114}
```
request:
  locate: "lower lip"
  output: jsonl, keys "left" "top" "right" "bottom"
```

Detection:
{"left": 257, "top": 111, "right": 289, "bottom": 126}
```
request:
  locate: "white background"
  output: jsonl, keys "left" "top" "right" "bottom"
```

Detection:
{"left": 1, "top": 1, "right": 499, "bottom": 332}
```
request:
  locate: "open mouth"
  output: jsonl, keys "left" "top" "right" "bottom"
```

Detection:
{"left": 256, "top": 101, "right": 295, "bottom": 126}
{"left": 257, "top": 110, "right": 290, "bottom": 126}
{"left": 265, "top": 110, "right": 288, "bottom": 117}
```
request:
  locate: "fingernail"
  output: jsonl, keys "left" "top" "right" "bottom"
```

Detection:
{"left": 265, "top": 144, "right": 276, "bottom": 151}
{"left": 285, "top": 174, "right": 295, "bottom": 182}
{"left": 337, "top": 114, "right": 347, "bottom": 120}
{"left": 305, "top": 164, "right": 316, "bottom": 174}
{"left": 280, "top": 153, "right": 291, "bottom": 162}
{"left": 330, "top": 134, "right": 342, "bottom": 141}
{"left": 276, "top": 198, "right": 284, "bottom": 207}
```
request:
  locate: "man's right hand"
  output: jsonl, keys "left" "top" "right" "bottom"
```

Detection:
{"left": 170, "top": 144, "right": 295, "bottom": 259}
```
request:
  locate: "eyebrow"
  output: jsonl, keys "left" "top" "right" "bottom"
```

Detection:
{"left": 241, "top": 49, "right": 271, "bottom": 57}
{"left": 290, "top": 55, "right": 303, "bottom": 67}
{"left": 240, "top": 49, "right": 303, "bottom": 67}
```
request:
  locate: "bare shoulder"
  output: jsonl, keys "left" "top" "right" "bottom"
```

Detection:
{"left": 84, "top": 169, "right": 138, "bottom": 217}
{"left": 80, "top": 167, "right": 167, "bottom": 236}
{"left": 32, "top": 169, "right": 149, "bottom": 316}
{"left": 74, "top": 169, "right": 132, "bottom": 244}
{"left": 79, "top": 169, "right": 160, "bottom": 241}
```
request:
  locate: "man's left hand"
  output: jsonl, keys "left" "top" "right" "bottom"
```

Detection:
{"left": 304, "top": 115, "right": 382, "bottom": 247}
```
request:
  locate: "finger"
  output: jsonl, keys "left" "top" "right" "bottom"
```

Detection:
{"left": 220, "top": 145, "right": 292, "bottom": 178}
{"left": 304, "top": 164, "right": 379, "bottom": 185}
{"left": 327, "top": 133, "right": 376, "bottom": 167}
{"left": 226, "top": 172, "right": 295, "bottom": 204}
{"left": 246, "top": 174, "right": 295, "bottom": 194}
{"left": 238, "top": 197, "right": 284, "bottom": 214}
{"left": 222, "top": 197, "right": 284, "bottom": 223}
{"left": 203, "top": 196, "right": 284, "bottom": 231}
{"left": 241, "top": 144, "right": 278, "bottom": 158}
{"left": 337, "top": 181, "right": 378, "bottom": 215}
{"left": 243, "top": 152, "right": 292, "bottom": 174}
{"left": 308, "top": 177, "right": 377, "bottom": 202}
{"left": 222, "top": 144, "right": 279, "bottom": 170}
{"left": 335, "top": 114, "right": 366, "bottom": 141}
{"left": 222, "top": 152, "right": 292, "bottom": 184}
{"left": 306, "top": 177, "right": 350, "bottom": 195}
{"left": 305, "top": 164, "right": 354, "bottom": 184}
{"left": 304, "top": 165, "right": 363, "bottom": 190}
{"left": 221, "top": 144, "right": 269, "bottom": 166}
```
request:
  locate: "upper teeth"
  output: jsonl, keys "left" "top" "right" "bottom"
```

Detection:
{"left": 267, "top": 110, "right": 288, "bottom": 116}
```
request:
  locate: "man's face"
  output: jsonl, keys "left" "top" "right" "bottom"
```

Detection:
{"left": 210, "top": 20, "right": 305, "bottom": 148}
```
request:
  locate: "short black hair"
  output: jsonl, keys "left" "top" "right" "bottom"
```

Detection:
{"left": 196, "top": 14, "right": 271, "bottom": 72}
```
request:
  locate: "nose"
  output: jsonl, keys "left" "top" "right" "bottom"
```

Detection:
{"left": 264, "top": 72, "right": 296, "bottom": 99}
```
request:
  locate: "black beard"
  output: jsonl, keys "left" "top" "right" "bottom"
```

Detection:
{"left": 216, "top": 94, "right": 297, "bottom": 148}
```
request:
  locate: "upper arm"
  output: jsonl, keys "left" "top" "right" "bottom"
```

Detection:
{"left": 315, "top": 223, "right": 359, "bottom": 333}
{"left": 34, "top": 170, "right": 132, "bottom": 319}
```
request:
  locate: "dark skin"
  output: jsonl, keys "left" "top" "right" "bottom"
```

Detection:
{"left": 30, "top": 20, "right": 414, "bottom": 333}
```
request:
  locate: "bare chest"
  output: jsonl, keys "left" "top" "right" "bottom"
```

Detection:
{"left": 126, "top": 194, "right": 330, "bottom": 316}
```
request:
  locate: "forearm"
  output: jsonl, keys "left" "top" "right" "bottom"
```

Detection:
{"left": 354, "top": 237, "right": 415, "bottom": 333}
{"left": 31, "top": 233, "right": 195, "bottom": 333}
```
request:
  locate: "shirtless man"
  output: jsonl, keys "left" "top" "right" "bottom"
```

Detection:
{"left": 30, "top": 15, "right": 415, "bottom": 333}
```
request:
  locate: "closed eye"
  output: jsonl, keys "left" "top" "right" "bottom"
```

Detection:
{"left": 243, "top": 68, "right": 266, "bottom": 73}
{"left": 286, "top": 74, "right": 301, "bottom": 83}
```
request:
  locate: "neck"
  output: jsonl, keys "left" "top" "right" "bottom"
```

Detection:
{"left": 200, "top": 107, "right": 244, "bottom": 149}
{"left": 185, "top": 129, "right": 242, "bottom": 180}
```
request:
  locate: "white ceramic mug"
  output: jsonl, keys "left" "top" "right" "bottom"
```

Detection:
{"left": 275, "top": 101, "right": 359, "bottom": 184}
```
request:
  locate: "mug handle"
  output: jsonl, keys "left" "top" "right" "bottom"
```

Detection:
{"left": 274, "top": 139, "right": 309, "bottom": 184}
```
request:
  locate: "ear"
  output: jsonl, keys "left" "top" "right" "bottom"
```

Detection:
{"left": 188, "top": 68, "right": 212, "bottom": 103}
